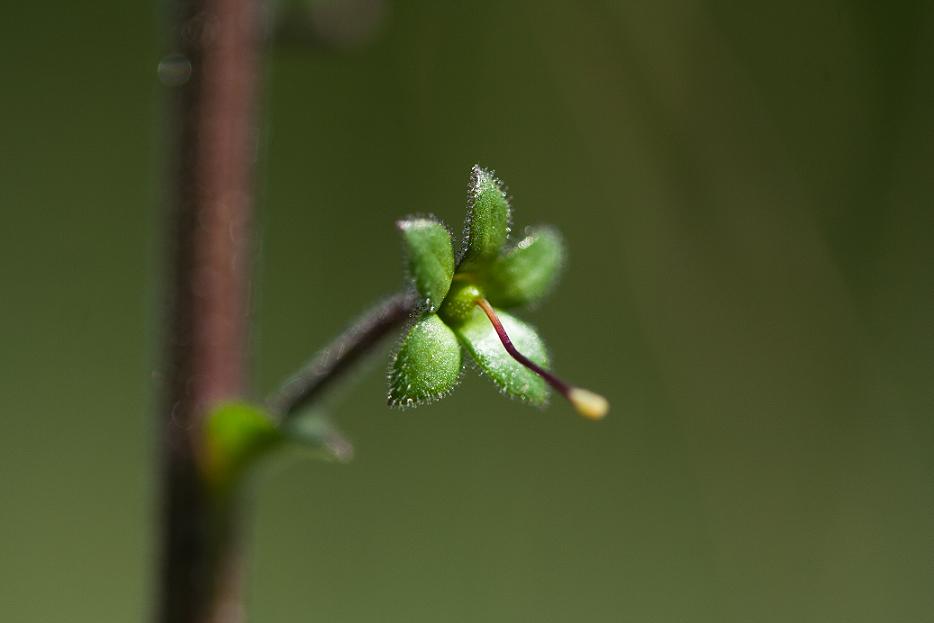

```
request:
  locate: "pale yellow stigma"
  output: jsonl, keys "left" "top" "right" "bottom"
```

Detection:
{"left": 567, "top": 387, "right": 609, "bottom": 420}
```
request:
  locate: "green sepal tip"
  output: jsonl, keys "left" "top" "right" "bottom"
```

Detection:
{"left": 481, "top": 226, "right": 564, "bottom": 308}
{"left": 397, "top": 217, "right": 456, "bottom": 310}
{"left": 460, "top": 165, "right": 510, "bottom": 268}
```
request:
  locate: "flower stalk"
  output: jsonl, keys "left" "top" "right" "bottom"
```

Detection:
{"left": 476, "top": 298, "right": 608, "bottom": 420}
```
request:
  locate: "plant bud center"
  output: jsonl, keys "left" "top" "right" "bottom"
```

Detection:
{"left": 438, "top": 281, "right": 483, "bottom": 326}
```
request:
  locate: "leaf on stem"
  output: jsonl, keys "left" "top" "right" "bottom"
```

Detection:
{"left": 282, "top": 412, "right": 355, "bottom": 463}
{"left": 205, "top": 402, "right": 355, "bottom": 493}
{"left": 204, "top": 402, "right": 283, "bottom": 491}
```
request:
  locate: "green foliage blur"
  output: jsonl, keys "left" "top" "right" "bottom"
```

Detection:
{"left": 1, "top": 1, "right": 932, "bottom": 621}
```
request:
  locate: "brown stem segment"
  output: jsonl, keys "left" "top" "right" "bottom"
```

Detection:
{"left": 268, "top": 291, "right": 419, "bottom": 420}
{"left": 476, "top": 298, "right": 571, "bottom": 395}
{"left": 476, "top": 298, "right": 609, "bottom": 420}
{"left": 156, "top": 0, "right": 261, "bottom": 621}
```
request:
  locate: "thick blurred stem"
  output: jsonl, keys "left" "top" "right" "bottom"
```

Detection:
{"left": 156, "top": 0, "right": 261, "bottom": 621}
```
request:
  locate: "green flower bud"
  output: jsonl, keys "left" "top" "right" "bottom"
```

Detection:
{"left": 387, "top": 165, "right": 607, "bottom": 419}
{"left": 438, "top": 281, "right": 483, "bottom": 326}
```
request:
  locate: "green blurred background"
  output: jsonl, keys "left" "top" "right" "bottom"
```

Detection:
{"left": 2, "top": 0, "right": 933, "bottom": 621}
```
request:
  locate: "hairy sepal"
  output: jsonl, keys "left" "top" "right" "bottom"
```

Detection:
{"left": 388, "top": 314, "right": 463, "bottom": 408}
{"left": 459, "top": 165, "right": 511, "bottom": 268}
{"left": 482, "top": 225, "right": 564, "bottom": 308}
{"left": 453, "top": 306, "right": 550, "bottom": 406}
{"left": 397, "top": 216, "right": 455, "bottom": 311}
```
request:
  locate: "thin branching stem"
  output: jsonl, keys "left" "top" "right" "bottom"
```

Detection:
{"left": 267, "top": 290, "right": 418, "bottom": 420}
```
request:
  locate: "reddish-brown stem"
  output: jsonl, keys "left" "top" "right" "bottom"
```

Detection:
{"left": 475, "top": 298, "right": 572, "bottom": 397}
{"left": 475, "top": 299, "right": 608, "bottom": 420}
{"left": 156, "top": 0, "right": 261, "bottom": 621}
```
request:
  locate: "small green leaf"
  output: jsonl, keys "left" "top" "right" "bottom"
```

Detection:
{"left": 454, "top": 306, "right": 550, "bottom": 405}
{"left": 282, "top": 412, "right": 354, "bottom": 463}
{"left": 204, "top": 402, "right": 282, "bottom": 490}
{"left": 460, "top": 165, "right": 510, "bottom": 267}
{"left": 482, "top": 226, "right": 565, "bottom": 308}
{"left": 397, "top": 217, "right": 455, "bottom": 310}
{"left": 388, "top": 314, "right": 462, "bottom": 407}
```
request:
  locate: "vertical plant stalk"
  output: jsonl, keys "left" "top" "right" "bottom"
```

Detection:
{"left": 156, "top": 0, "right": 261, "bottom": 621}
